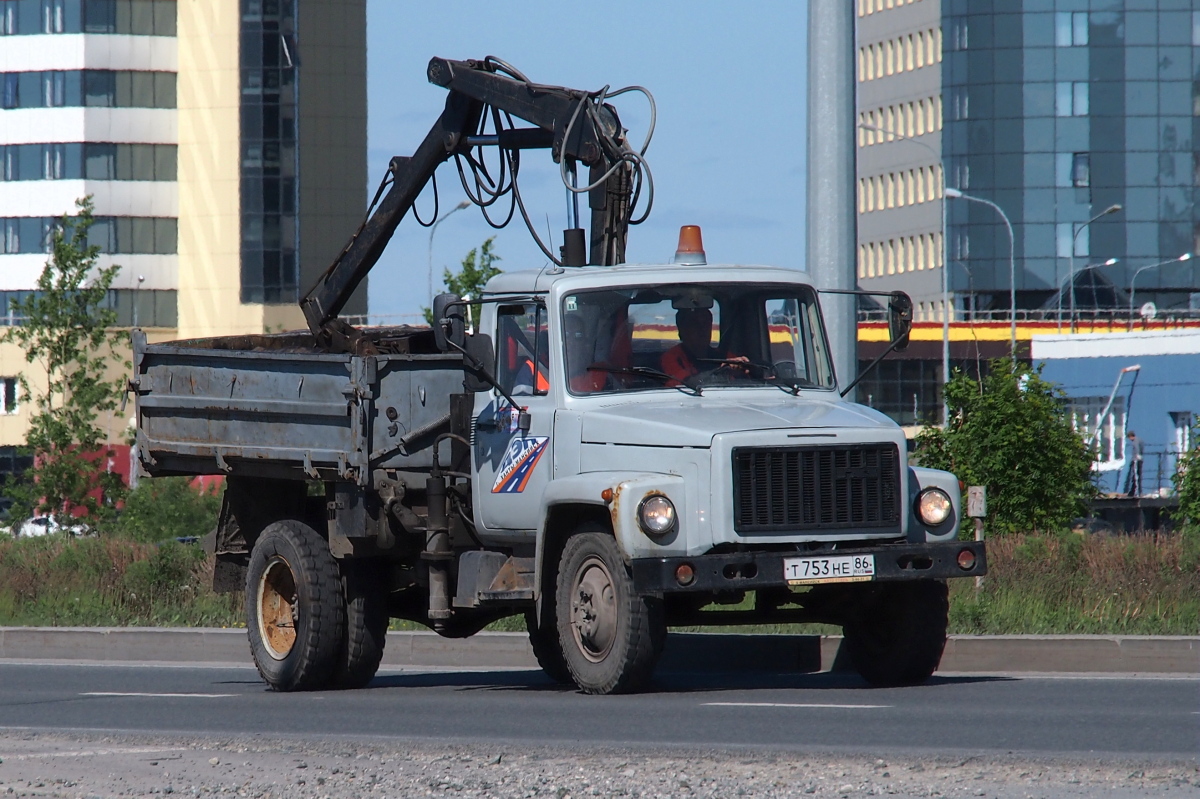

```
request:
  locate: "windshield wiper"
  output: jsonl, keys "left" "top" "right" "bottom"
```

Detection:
{"left": 586, "top": 365, "right": 703, "bottom": 396}
{"left": 692, "top": 358, "right": 816, "bottom": 395}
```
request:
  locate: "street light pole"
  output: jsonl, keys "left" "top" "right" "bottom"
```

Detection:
{"left": 944, "top": 188, "right": 1016, "bottom": 364}
{"left": 1129, "top": 252, "right": 1192, "bottom": 325}
{"left": 1061, "top": 204, "right": 1122, "bottom": 332}
{"left": 1070, "top": 257, "right": 1120, "bottom": 325}
{"left": 855, "top": 123, "right": 950, "bottom": 419}
{"left": 427, "top": 200, "right": 471, "bottom": 302}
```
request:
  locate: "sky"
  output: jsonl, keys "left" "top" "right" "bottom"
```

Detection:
{"left": 363, "top": 0, "right": 809, "bottom": 322}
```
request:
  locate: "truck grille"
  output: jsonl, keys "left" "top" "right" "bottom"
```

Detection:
{"left": 732, "top": 444, "right": 901, "bottom": 534}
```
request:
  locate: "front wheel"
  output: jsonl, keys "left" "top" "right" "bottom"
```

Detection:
{"left": 842, "top": 580, "right": 948, "bottom": 687}
{"left": 245, "top": 520, "right": 345, "bottom": 691}
{"left": 525, "top": 608, "right": 572, "bottom": 684}
{"left": 555, "top": 528, "right": 665, "bottom": 694}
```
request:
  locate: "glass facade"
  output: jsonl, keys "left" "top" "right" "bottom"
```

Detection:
{"left": 0, "top": 216, "right": 176, "bottom": 254}
{"left": 941, "top": 1, "right": 1200, "bottom": 313}
{"left": 239, "top": 0, "right": 299, "bottom": 304}
{"left": 0, "top": 143, "right": 176, "bottom": 181}
{"left": 0, "top": 288, "right": 177, "bottom": 327}
{"left": 0, "top": 0, "right": 176, "bottom": 36}
{"left": 0, "top": 70, "right": 177, "bottom": 109}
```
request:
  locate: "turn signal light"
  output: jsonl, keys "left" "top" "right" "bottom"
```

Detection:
{"left": 957, "top": 548, "right": 976, "bottom": 571}
{"left": 601, "top": 488, "right": 613, "bottom": 502}
{"left": 675, "top": 563, "right": 695, "bottom": 586}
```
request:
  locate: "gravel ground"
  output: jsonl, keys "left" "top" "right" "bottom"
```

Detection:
{"left": 0, "top": 733, "right": 1194, "bottom": 799}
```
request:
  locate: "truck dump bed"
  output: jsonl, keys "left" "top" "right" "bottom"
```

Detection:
{"left": 132, "top": 327, "right": 465, "bottom": 484}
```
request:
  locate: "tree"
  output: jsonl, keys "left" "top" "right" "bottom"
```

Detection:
{"left": 914, "top": 358, "right": 1094, "bottom": 536}
{"left": 3, "top": 198, "right": 127, "bottom": 525}
{"left": 422, "top": 237, "right": 502, "bottom": 325}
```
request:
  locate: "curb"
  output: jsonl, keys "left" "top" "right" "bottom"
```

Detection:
{"left": 0, "top": 627, "right": 1196, "bottom": 674}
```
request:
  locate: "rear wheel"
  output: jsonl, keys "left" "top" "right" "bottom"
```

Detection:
{"left": 525, "top": 608, "right": 572, "bottom": 684}
{"left": 843, "top": 580, "right": 948, "bottom": 687}
{"left": 331, "top": 558, "right": 388, "bottom": 689}
{"left": 245, "top": 520, "right": 345, "bottom": 691}
{"left": 554, "top": 528, "right": 665, "bottom": 694}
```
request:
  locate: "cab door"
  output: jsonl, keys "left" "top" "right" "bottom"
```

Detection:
{"left": 473, "top": 302, "right": 554, "bottom": 533}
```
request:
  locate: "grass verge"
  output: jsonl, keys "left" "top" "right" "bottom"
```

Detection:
{"left": 0, "top": 531, "right": 1194, "bottom": 635}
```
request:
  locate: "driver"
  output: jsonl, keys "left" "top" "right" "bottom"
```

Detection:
{"left": 660, "top": 307, "right": 748, "bottom": 384}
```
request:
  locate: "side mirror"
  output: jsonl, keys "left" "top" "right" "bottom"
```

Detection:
{"left": 432, "top": 293, "right": 466, "bottom": 353}
{"left": 463, "top": 333, "right": 495, "bottom": 393}
{"left": 888, "top": 291, "right": 913, "bottom": 353}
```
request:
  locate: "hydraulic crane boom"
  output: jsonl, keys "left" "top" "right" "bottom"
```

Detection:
{"left": 300, "top": 57, "right": 643, "bottom": 351}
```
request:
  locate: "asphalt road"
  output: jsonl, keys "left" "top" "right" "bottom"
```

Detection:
{"left": 0, "top": 662, "right": 1195, "bottom": 761}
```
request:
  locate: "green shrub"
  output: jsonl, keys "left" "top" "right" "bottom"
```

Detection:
{"left": 949, "top": 532, "right": 1199, "bottom": 635}
{"left": 0, "top": 534, "right": 240, "bottom": 627}
{"left": 915, "top": 358, "right": 1094, "bottom": 536}
{"left": 1173, "top": 422, "right": 1200, "bottom": 531}
{"left": 114, "top": 477, "right": 221, "bottom": 542}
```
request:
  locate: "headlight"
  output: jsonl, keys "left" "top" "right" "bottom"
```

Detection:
{"left": 638, "top": 495, "right": 676, "bottom": 536}
{"left": 916, "top": 488, "right": 952, "bottom": 526}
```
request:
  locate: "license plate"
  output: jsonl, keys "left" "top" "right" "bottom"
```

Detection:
{"left": 784, "top": 554, "right": 875, "bottom": 585}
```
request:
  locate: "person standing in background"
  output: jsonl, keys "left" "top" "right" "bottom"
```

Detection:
{"left": 1124, "top": 430, "right": 1144, "bottom": 497}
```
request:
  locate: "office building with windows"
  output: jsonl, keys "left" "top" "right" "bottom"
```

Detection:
{"left": 856, "top": 0, "right": 946, "bottom": 323}
{"left": 859, "top": 0, "right": 1200, "bottom": 319}
{"left": 855, "top": 0, "right": 1200, "bottom": 428}
{"left": 0, "top": 0, "right": 366, "bottom": 451}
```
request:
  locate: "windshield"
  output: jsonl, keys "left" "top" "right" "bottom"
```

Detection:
{"left": 561, "top": 283, "right": 835, "bottom": 395}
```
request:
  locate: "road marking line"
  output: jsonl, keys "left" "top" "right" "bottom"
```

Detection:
{"left": 0, "top": 747, "right": 186, "bottom": 760}
{"left": 80, "top": 692, "right": 237, "bottom": 698}
{"left": 703, "top": 702, "right": 891, "bottom": 709}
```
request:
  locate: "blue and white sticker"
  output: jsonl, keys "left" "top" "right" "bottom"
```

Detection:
{"left": 492, "top": 436, "right": 549, "bottom": 494}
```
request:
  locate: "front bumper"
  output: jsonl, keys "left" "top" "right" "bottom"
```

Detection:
{"left": 631, "top": 541, "right": 986, "bottom": 594}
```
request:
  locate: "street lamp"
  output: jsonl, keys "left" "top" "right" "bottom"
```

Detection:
{"left": 1067, "top": 258, "right": 1119, "bottom": 329}
{"left": 1061, "top": 204, "right": 1122, "bottom": 332}
{"left": 1129, "top": 252, "right": 1192, "bottom": 325}
{"left": 856, "top": 123, "right": 951, "bottom": 420}
{"left": 427, "top": 200, "right": 471, "bottom": 302}
{"left": 944, "top": 188, "right": 1016, "bottom": 364}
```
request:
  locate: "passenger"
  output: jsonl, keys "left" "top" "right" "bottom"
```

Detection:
{"left": 660, "top": 307, "right": 747, "bottom": 384}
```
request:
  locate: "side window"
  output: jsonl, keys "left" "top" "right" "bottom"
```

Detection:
{"left": 496, "top": 304, "right": 547, "bottom": 398}
{"left": 762, "top": 295, "right": 834, "bottom": 389}
{"left": 766, "top": 298, "right": 810, "bottom": 379}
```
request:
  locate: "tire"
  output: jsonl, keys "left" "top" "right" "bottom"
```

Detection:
{"left": 331, "top": 558, "right": 388, "bottom": 689}
{"left": 843, "top": 579, "right": 949, "bottom": 687}
{"left": 554, "top": 528, "right": 665, "bottom": 694}
{"left": 245, "top": 519, "right": 345, "bottom": 691}
{"left": 525, "top": 608, "right": 572, "bottom": 684}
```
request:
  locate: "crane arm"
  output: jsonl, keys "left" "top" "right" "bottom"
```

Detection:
{"left": 300, "top": 57, "right": 638, "bottom": 350}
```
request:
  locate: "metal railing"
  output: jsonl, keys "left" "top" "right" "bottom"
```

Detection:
{"left": 1104, "top": 447, "right": 1178, "bottom": 498}
{"left": 858, "top": 307, "right": 1200, "bottom": 329}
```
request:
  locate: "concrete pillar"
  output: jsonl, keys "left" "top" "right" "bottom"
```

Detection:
{"left": 806, "top": 0, "right": 858, "bottom": 399}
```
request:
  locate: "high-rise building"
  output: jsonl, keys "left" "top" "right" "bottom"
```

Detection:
{"left": 855, "top": 0, "right": 1200, "bottom": 427}
{"left": 856, "top": 0, "right": 946, "bottom": 322}
{"left": 859, "top": 0, "right": 1200, "bottom": 321}
{"left": 0, "top": 0, "right": 366, "bottom": 452}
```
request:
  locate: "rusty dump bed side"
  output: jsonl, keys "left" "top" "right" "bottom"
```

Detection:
{"left": 132, "top": 328, "right": 464, "bottom": 484}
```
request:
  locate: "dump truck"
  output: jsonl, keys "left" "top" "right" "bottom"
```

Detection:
{"left": 133, "top": 57, "right": 986, "bottom": 694}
